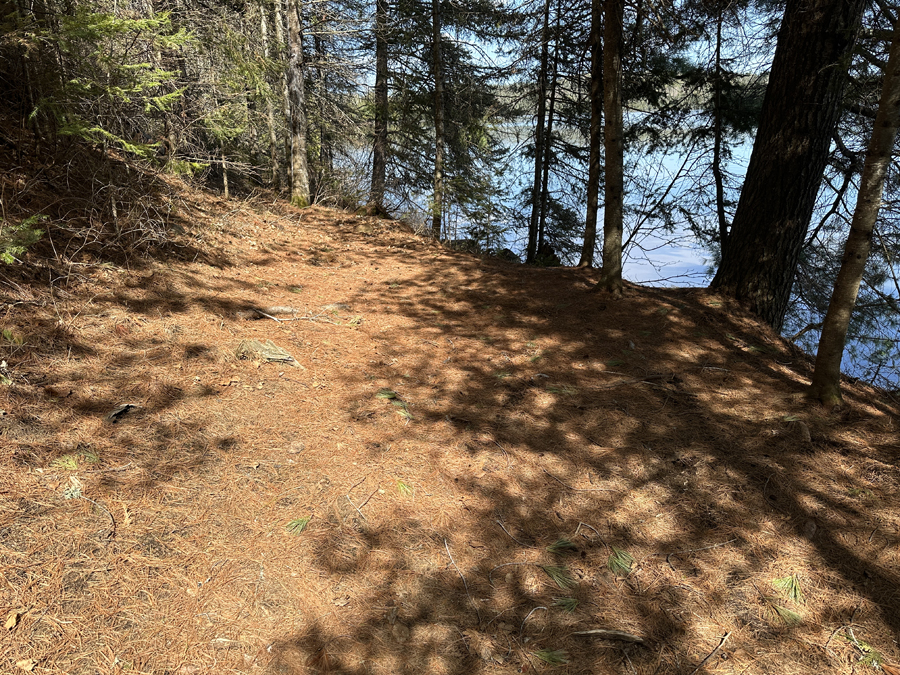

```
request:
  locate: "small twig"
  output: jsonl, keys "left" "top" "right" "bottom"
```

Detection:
{"left": 82, "top": 462, "right": 133, "bottom": 473}
{"left": 519, "top": 606, "right": 547, "bottom": 634}
{"left": 652, "top": 538, "right": 739, "bottom": 570}
{"left": 493, "top": 441, "right": 510, "bottom": 467}
{"left": 574, "top": 522, "right": 604, "bottom": 540}
{"left": 81, "top": 496, "right": 116, "bottom": 539}
{"left": 688, "top": 632, "right": 730, "bottom": 675}
{"left": 444, "top": 539, "right": 480, "bottom": 621}
{"left": 346, "top": 495, "right": 366, "bottom": 521}
{"left": 27, "top": 608, "right": 48, "bottom": 637}
{"left": 347, "top": 476, "right": 366, "bottom": 493}
{"left": 494, "top": 519, "right": 531, "bottom": 547}
{"left": 587, "top": 372, "right": 675, "bottom": 390}
{"left": 824, "top": 624, "right": 855, "bottom": 656}
{"left": 253, "top": 309, "right": 284, "bottom": 322}
{"left": 357, "top": 488, "right": 379, "bottom": 510}
{"left": 543, "top": 469, "right": 613, "bottom": 491}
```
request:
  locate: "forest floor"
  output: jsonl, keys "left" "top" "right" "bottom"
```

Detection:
{"left": 1, "top": 175, "right": 899, "bottom": 675}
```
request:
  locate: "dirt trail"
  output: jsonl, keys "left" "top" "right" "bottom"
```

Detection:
{"left": 1, "top": 198, "right": 898, "bottom": 675}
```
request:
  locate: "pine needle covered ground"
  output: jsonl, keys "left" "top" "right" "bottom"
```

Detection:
{"left": 1, "top": 181, "right": 899, "bottom": 674}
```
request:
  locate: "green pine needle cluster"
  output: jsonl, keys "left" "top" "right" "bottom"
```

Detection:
{"left": 532, "top": 649, "right": 570, "bottom": 665}
{"left": 607, "top": 546, "right": 634, "bottom": 575}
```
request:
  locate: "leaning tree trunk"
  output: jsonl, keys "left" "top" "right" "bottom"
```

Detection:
{"left": 809, "top": 18, "right": 900, "bottom": 406}
{"left": 578, "top": 0, "right": 602, "bottom": 268}
{"left": 370, "top": 0, "right": 389, "bottom": 212}
{"left": 431, "top": 0, "right": 445, "bottom": 239}
{"left": 596, "top": 0, "right": 624, "bottom": 294}
{"left": 286, "top": 0, "right": 310, "bottom": 206}
{"left": 709, "top": 0, "right": 866, "bottom": 331}
{"left": 527, "top": 0, "right": 551, "bottom": 264}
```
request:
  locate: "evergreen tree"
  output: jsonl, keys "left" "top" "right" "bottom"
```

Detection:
{"left": 710, "top": 0, "right": 867, "bottom": 331}
{"left": 809, "top": 14, "right": 900, "bottom": 405}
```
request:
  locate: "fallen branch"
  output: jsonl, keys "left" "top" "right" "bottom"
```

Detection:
{"left": 688, "top": 632, "right": 730, "bottom": 675}
{"left": 572, "top": 628, "right": 646, "bottom": 644}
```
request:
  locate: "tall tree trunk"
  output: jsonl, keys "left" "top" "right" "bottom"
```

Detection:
{"left": 431, "top": 0, "right": 445, "bottom": 238}
{"left": 310, "top": 28, "right": 329, "bottom": 200}
{"left": 370, "top": 0, "right": 389, "bottom": 212}
{"left": 222, "top": 149, "right": 230, "bottom": 199}
{"left": 538, "top": 11, "right": 560, "bottom": 255}
{"left": 578, "top": 0, "right": 602, "bottom": 268}
{"left": 261, "top": 2, "right": 281, "bottom": 190}
{"left": 286, "top": 0, "right": 310, "bottom": 206}
{"left": 527, "top": 0, "right": 551, "bottom": 264}
{"left": 596, "top": 0, "right": 624, "bottom": 294}
{"left": 711, "top": 7, "right": 727, "bottom": 256}
{"left": 809, "top": 19, "right": 900, "bottom": 406}
{"left": 275, "top": 0, "right": 291, "bottom": 189}
{"left": 709, "top": 0, "right": 866, "bottom": 331}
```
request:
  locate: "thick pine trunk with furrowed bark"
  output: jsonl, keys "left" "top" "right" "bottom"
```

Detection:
{"left": 709, "top": 0, "right": 865, "bottom": 331}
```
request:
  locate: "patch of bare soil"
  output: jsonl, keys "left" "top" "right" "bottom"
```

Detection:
{"left": 1, "top": 194, "right": 899, "bottom": 675}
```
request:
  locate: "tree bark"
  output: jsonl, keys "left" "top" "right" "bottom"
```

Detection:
{"left": 370, "top": 0, "right": 389, "bottom": 211}
{"left": 286, "top": 0, "right": 310, "bottom": 206}
{"left": 538, "top": 5, "right": 560, "bottom": 255}
{"left": 527, "top": 0, "right": 551, "bottom": 263}
{"left": 578, "top": 0, "right": 602, "bottom": 268}
{"left": 596, "top": 0, "right": 623, "bottom": 293}
{"left": 261, "top": 2, "right": 281, "bottom": 190}
{"left": 275, "top": 0, "right": 292, "bottom": 187}
{"left": 431, "top": 0, "right": 445, "bottom": 238}
{"left": 809, "top": 19, "right": 900, "bottom": 406}
{"left": 709, "top": 0, "right": 866, "bottom": 331}
{"left": 711, "top": 8, "right": 727, "bottom": 256}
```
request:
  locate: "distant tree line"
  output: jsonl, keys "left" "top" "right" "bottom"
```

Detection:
{"left": 1, "top": 0, "right": 898, "bottom": 401}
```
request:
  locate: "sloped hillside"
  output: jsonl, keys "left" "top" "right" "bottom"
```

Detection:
{"left": 1, "top": 183, "right": 899, "bottom": 675}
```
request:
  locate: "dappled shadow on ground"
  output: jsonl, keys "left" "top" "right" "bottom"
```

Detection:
{"left": 1, "top": 200, "right": 897, "bottom": 674}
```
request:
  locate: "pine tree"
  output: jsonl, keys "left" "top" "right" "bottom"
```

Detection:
{"left": 710, "top": 0, "right": 867, "bottom": 331}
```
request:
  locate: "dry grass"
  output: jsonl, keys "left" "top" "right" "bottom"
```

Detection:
{"left": 1, "top": 178, "right": 899, "bottom": 674}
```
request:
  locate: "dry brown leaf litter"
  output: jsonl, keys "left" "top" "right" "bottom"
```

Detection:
{"left": 0, "top": 191, "right": 897, "bottom": 675}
